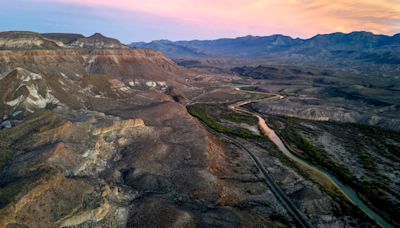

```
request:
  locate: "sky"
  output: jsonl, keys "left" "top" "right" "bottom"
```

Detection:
{"left": 0, "top": 0, "right": 399, "bottom": 42}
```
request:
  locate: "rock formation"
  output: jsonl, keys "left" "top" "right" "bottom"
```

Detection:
{"left": 1, "top": 31, "right": 130, "bottom": 50}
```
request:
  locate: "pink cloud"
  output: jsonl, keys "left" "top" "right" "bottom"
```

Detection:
{"left": 38, "top": 0, "right": 400, "bottom": 38}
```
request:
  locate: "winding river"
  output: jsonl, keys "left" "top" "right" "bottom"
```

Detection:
{"left": 231, "top": 95, "right": 393, "bottom": 228}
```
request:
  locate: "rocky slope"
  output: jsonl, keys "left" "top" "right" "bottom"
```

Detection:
{"left": 252, "top": 96, "right": 400, "bottom": 131}
{"left": 0, "top": 43, "right": 302, "bottom": 227}
{"left": 0, "top": 48, "right": 186, "bottom": 115}
{"left": 0, "top": 68, "right": 61, "bottom": 113}
{"left": 0, "top": 110, "right": 148, "bottom": 227}
{"left": 230, "top": 65, "right": 400, "bottom": 131}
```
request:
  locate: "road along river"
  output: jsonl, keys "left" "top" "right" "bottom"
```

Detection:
{"left": 230, "top": 95, "right": 393, "bottom": 228}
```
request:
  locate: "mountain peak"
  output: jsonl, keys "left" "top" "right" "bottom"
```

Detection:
{"left": 71, "top": 33, "right": 129, "bottom": 49}
{"left": 89, "top": 33, "right": 107, "bottom": 39}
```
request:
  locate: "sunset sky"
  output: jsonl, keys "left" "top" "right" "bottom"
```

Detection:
{"left": 1, "top": 0, "right": 399, "bottom": 42}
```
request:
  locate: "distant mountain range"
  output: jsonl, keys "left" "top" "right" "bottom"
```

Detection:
{"left": 131, "top": 32, "right": 400, "bottom": 76}
{"left": 1, "top": 31, "right": 399, "bottom": 76}
{"left": 131, "top": 34, "right": 303, "bottom": 58}
{"left": 131, "top": 32, "right": 400, "bottom": 62}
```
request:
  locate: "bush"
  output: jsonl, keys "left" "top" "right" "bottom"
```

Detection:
{"left": 283, "top": 122, "right": 354, "bottom": 184}
{"left": 221, "top": 112, "right": 258, "bottom": 125}
{"left": 187, "top": 104, "right": 257, "bottom": 138}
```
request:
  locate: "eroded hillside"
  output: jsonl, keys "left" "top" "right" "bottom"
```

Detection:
{"left": 0, "top": 42, "right": 305, "bottom": 227}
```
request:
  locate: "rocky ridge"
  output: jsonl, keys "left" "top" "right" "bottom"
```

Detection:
{"left": 69, "top": 33, "right": 130, "bottom": 49}
{"left": 0, "top": 31, "right": 61, "bottom": 50}
{"left": 0, "top": 31, "right": 129, "bottom": 50}
{"left": 133, "top": 31, "right": 400, "bottom": 77}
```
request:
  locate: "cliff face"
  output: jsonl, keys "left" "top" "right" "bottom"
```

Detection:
{"left": 0, "top": 49, "right": 186, "bottom": 117}
{"left": 0, "top": 31, "right": 61, "bottom": 50}
{"left": 0, "top": 49, "right": 181, "bottom": 80}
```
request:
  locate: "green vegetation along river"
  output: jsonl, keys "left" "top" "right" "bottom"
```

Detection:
{"left": 232, "top": 96, "right": 393, "bottom": 228}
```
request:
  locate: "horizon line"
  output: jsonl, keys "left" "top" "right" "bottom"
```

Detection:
{"left": 1, "top": 29, "right": 399, "bottom": 43}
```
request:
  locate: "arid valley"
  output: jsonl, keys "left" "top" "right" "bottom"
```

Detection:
{"left": 0, "top": 29, "right": 398, "bottom": 228}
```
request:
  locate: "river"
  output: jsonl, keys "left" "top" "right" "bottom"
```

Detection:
{"left": 232, "top": 96, "right": 393, "bottom": 228}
